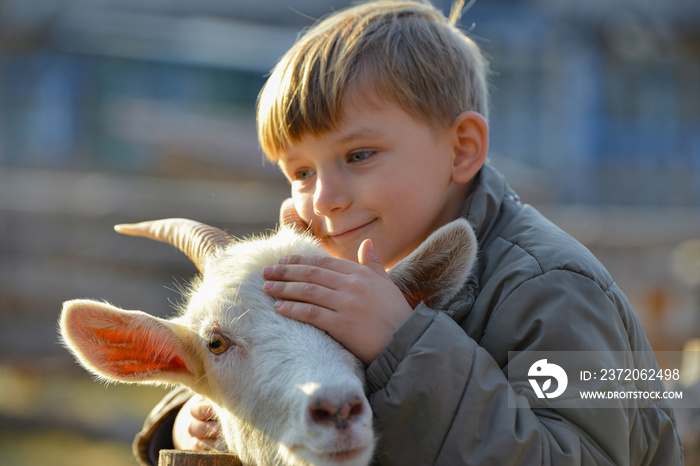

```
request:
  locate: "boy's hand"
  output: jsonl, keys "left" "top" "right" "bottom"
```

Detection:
{"left": 262, "top": 239, "right": 413, "bottom": 364}
{"left": 173, "top": 395, "right": 222, "bottom": 451}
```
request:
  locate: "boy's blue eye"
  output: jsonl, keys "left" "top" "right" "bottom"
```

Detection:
{"left": 294, "top": 168, "right": 315, "bottom": 181}
{"left": 348, "top": 151, "right": 374, "bottom": 163}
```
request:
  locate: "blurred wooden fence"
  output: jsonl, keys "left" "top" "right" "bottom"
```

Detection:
{"left": 0, "top": 168, "right": 288, "bottom": 371}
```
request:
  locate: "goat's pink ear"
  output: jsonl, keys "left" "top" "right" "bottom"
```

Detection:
{"left": 60, "top": 300, "right": 198, "bottom": 386}
{"left": 388, "top": 218, "right": 477, "bottom": 309}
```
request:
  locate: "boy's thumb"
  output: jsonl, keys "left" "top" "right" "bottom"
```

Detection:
{"left": 358, "top": 239, "right": 387, "bottom": 275}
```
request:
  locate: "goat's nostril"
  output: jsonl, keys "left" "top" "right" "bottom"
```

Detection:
{"left": 309, "top": 397, "right": 364, "bottom": 430}
{"left": 310, "top": 405, "right": 334, "bottom": 424}
{"left": 349, "top": 400, "right": 363, "bottom": 418}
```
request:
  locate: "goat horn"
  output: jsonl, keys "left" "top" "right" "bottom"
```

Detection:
{"left": 114, "top": 218, "right": 234, "bottom": 274}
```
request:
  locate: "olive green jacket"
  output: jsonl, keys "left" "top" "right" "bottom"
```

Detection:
{"left": 135, "top": 164, "right": 683, "bottom": 465}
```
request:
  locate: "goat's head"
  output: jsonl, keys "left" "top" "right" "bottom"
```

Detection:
{"left": 60, "top": 218, "right": 476, "bottom": 466}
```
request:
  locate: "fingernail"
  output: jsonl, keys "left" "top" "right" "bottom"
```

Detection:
{"left": 263, "top": 266, "right": 273, "bottom": 276}
{"left": 264, "top": 281, "right": 274, "bottom": 291}
{"left": 279, "top": 257, "right": 289, "bottom": 264}
{"left": 275, "top": 301, "right": 284, "bottom": 310}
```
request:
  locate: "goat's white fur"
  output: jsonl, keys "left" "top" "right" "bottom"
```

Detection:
{"left": 60, "top": 218, "right": 476, "bottom": 466}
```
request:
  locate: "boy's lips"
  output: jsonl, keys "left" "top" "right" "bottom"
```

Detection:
{"left": 327, "top": 220, "right": 375, "bottom": 240}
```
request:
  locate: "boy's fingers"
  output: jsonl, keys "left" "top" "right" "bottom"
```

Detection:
{"left": 190, "top": 395, "right": 218, "bottom": 421}
{"left": 188, "top": 419, "right": 221, "bottom": 440}
{"left": 357, "top": 239, "right": 388, "bottom": 276}
{"left": 274, "top": 299, "right": 333, "bottom": 330}
{"left": 263, "top": 262, "right": 345, "bottom": 288}
{"left": 264, "top": 280, "right": 339, "bottom": 311}
{"left": 277, "top": 254, "right": 357, "bottom": 274}
{"left": 194, "top": 439, "right": 220, "bottom": 451}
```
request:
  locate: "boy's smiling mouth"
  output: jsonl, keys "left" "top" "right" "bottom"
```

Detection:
{"left": 327, "top": 220, "right": 376, "bottom": 239}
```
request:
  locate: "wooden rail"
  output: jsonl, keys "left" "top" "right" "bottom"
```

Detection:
{"left": 159, "top": 450, "right": 243, "bottom": 466}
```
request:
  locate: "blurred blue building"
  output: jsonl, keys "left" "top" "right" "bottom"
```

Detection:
{"left": 1, "top": 0, "right": 698, "bottom": 206}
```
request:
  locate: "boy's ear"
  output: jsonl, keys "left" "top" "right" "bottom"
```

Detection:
{"left": 450, "top": 111, "right": 489, "bottom": 184}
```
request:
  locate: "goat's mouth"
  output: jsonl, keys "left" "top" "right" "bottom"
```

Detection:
{"left": 323, "top": 447, "right": 365, "bottom": 461}
{"left": 287, "top": 442, "right": 372, "bottom": 465}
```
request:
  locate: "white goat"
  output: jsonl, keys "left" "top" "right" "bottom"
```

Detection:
{"left": 60, "top": 218, "right": 476, "bottom": 466}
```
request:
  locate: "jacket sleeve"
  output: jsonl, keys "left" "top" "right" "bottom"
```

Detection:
{"left": 365, "top": 270, "right": 683, "bottom": 465}
{"left": 133, "top": 387, "right": 193, "bottom": 466}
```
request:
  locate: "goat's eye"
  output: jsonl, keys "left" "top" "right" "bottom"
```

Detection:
{"left": 208, "top": 334, "right": 230, "bottom": 355}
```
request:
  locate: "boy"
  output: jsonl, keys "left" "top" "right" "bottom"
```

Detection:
{"left": 135, "top": 1, "right": 683, "bottom": 464}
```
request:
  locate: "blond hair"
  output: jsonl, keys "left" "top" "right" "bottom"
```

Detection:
{"left": 257, "top": 0, "right": 489, "bottom": 161}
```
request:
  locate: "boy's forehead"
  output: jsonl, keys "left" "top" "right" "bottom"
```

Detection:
{"left": 276, "top": 91, "right": 443, "bottom": 163}
{"left": 278, "top": 98, "right": 394, "bottom": 155}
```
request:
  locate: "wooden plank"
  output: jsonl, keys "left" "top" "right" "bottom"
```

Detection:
{"left": 159, "top": 450, "right": 243, "bottom": 466}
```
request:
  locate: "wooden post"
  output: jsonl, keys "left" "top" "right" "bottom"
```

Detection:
{"left": 681, "top": 338, "right": 700, "bottom": 387}
{"left": 158, "top": 450, "right": 243, "bottom": 466}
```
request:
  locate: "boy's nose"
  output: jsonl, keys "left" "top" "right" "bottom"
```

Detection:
{"left": 313, "top": 172, "right": 351, "bottom": 216}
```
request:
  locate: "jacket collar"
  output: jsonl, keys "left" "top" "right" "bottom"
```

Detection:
{"left": 442, "top": 164, "right": 521, "bottom": 322}
{"left": 459, "top": 163, "right": 518, "bottom": 248}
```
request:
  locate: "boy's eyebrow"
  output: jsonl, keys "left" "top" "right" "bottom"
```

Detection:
{"left": 277, "top": 153, "right": 296, "bottom": 165}
{"left": 334, "top": 126, "right": 383, "bottom": 146}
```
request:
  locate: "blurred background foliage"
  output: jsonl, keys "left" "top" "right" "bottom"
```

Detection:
{"left": 0, "top": 0, "right": 699, "bottom": 464}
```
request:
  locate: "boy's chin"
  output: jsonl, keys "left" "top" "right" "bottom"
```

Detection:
{"left": 324, "top": 244, "right": 361, "bottom": 263}
{"left": 319, "top": 240, "right": 363, "bottom": 263}
{"left": 320, "top": 237, "right": 404, "bottom": 268}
